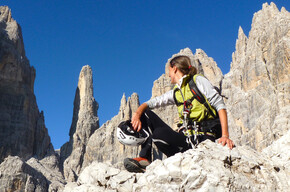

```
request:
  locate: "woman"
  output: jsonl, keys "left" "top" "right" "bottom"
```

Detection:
{"left": 123, "top": 55, "right": 234, "bottom": 173}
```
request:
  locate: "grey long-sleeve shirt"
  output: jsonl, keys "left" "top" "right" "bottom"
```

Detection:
{"left": 146, "top": 75, "right": 226, "bottom": 112}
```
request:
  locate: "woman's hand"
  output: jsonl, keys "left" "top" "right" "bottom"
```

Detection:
{"left": 131, "top": 103, "right": 148, "bottom": 132}
{"left": 217, "top": 109, "right": 234, "bottom": 149}
{"left": 218, "top": 136, "right": 235, "bottom": 149}
{"left": 131, "top": 112, "right": 142, "bottom": 132}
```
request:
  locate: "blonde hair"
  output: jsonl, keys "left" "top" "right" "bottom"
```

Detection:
{"left": 170, "top": 55, "right": 196, "bottom": 76}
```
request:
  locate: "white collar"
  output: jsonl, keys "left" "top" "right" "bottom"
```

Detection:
{"left": 176, "top": 75, "right": 188, "bottom": 89}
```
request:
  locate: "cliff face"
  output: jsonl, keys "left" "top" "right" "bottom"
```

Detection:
{"left": 0, "top": 6, "right": 54, "bottom": 162}
{"left": 222, "top": 2, "right": 290, "bottom": 151}
{"left": 0, "top": 6, "right": 65, "bottom": 192}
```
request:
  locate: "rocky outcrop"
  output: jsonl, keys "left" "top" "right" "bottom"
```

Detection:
{"left": 60, "top": 65, "right": 100, "bottom": 182}
{"left": 0, "top": 156, "right": 49, "bottom": 192}
{"left": 26, "top": 155, "right": 66, "bottom": 192}
{"left": 63, "top": 137, "right": 290, "bottom": 192}
{"left": 0, "top": 155, "right": 66, "bottom": 192}
{"left": 262, "top": 129, "right": 290, "bottom": 174}
{"left": 0, "top": 6, "right": 54, "bottom": 162}
{"left": 82, "top": 93, "right": 141, "bottom": 170}
{"left": 222, "top": 2, "right": 290, "bottom": 151}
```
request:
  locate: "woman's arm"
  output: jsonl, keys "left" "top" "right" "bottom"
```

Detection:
{"left": 195, "top": 76, "right": 234, "bottom": 149}
{"left": 146, "top": 90, "right": 175, "bottom": 109}
{"left": 131, "top": 90, "right": 175, "bottom": 132}
{"left": 195, "top": 75, "right": 225, "bottom": 111}
{"left": 217, "top": 109, "right": 234, "bottom": 149}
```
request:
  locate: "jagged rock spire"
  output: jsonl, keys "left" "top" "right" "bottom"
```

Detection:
{"left": 119, "top": 93, "right": 140, "bottom": 120}
{"left": 0, "top": 6, "right": 53, "bottom": 162}
{"left": 0, "top": 6, "right": 26, "bottom": 59}
{"left": 231, "top": 26, "right": 248, "bottom": 70}
{"left": 222, "top": 2, "right": 290, "bottom": 150}
{"left": 194, "top": 49, "right": 223, "bottom": 88}
{"left": 69, "top": 65, "right": 99, "bottom": 138}
{"left": 0, "top": 7, "right": 65, "bottom": 191}
{"left": 60, "top": 65, "right": 99, "bottom": 182}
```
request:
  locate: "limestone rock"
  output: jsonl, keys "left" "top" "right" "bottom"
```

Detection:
{"left": 193, "top": 49, "right": 223, "bottom": 88}
{"left": 0, "top": 155, "right": 65, "bottom": 192}
{"left": 0, "top": 6, "right": 54, "bottom": 162}
{"left": 82, "top": 93, "right": 141, "bottom": 170}
{"left": 63, "top": 162, "right": 137, "bottom": 192}
{"left": 26, "top": 155, "right": 66, "bottom": 191}
{"left": 60, "top": 65, "right": 99, "bottom": 182}
{"left": 262, "top": 129, "right": 290, "bottom": 174}
{"left": 63, "top": 140, "right": 290, "bottom": 191}
{"left": 135, "top": 141, "right": 289, "bottom": 191}
{"left": 0, "top": 156, "right": 48, "bottom": 192}
{"left": 222, "top": 2, "right": 290, "bottom": 150}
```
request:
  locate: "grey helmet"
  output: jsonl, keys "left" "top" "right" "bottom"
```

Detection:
{"left": 116, "top": 120, "right": 149, "bottom": 146}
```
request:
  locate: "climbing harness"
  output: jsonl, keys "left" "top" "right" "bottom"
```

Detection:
{"left": 178, "top": 96, "right": 200, "bottom": 148}
{"left": 175, "top": 75, "right": 222, "bottom": 148}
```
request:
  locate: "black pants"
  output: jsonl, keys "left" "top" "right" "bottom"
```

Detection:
{"left": 139, "top": 110, "right": 215, "bottom": 161}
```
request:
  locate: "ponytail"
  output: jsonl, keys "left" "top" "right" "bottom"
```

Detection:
{"left": 170, "top": 55, "right": 197, "bottom": 76}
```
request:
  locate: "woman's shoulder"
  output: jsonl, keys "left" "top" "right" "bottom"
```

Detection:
{"left": 194, "top": 74, "right": 210, "bottom": 83}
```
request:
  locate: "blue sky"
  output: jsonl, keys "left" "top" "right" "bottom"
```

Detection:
{"left": 1, "top": 0, "right": 288, "bottom": 149}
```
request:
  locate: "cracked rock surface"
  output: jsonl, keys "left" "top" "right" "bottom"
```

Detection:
{"left": 64, "top": 138, "right": 290, "bottom": 192}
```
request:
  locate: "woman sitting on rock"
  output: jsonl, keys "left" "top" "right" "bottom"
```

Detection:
{"left": 117, "top": 55, "right": 234, "bottom": 173}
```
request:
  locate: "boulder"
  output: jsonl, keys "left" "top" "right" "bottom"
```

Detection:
{"left": 27, "top": 155, "right": 66, "bottom": 192}
{"left": 0, "top": 156, "right": 48, "bottom": 192}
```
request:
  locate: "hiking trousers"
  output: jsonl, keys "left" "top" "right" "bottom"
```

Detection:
{"left": 139, "top": 110, "right": 215, "bottom": 161}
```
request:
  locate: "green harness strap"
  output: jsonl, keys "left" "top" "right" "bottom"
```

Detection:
{"left": 174, "top": 75, "right": 217, "bottom": 120}
{"left": 188, "top": 76, "right": 217, "bottom": 119}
